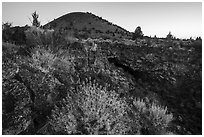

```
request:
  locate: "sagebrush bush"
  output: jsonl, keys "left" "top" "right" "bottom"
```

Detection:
{"left": 25, "top": 26, "right": 54, "bottom": 48}
{"left": 77, "top": 78, "right": 132, "bottom": 134}
{"left": 25, "top": 26, "right": 44, "bottom": 47}
{"left": 53, "top": 50, "right": 76, "bottom": 73}
{"left": 50, "top": 77, "right": 134, "bottom": 135}
{"left": 30, "top": 47, "right": 76, "bottom": 74}
{"left": 49, "top": 77, "right": 173, "bottom": 135}
{"left": 30, "top": 47, "right": 57, "bottom": 73}
{"left": 50, "top": 96, "right": 78, "bottom": 134}
{"left": 133, "top": 98, "right": 173, "bottom": 134}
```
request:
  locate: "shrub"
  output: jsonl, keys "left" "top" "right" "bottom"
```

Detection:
{"left": 49, "top": 96, "right": 78, "bottom": 134}
{"left": 40, "top": 29, "right": 54, "bottom": 46}
{"left": 11, "top": 27, "right": 27, "bottom": 45}
{"left": 50, "top": 78, "right": 133, "bottom": 135}
{"left": 25, "top": 26, "right": 44, "bottom": 48}
{"left": 77, "top": 78, "right": 132, "bottom": 134}
{"left": 2, "top": 22, "right": 12, "bottom": 42}
{"left": 25, "top": 26, "right": 55, "bottom": 50}
{"left": 29, "top": 46, "right": 76, "bottom": 74}
{"left": 133, "top": 98, "right": 173, "bottom": 134}
{"left": 132, "top": 26, "right": 143, "bottom": 40}
{"left": 30, "top": 47, "right": 57, "bottom": 73}
{"left": 53, "top": 52, "right": 76, "bottom": 73}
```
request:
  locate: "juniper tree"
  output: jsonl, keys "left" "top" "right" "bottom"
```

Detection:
{"left": 32, "top": 11, "right": 40, "bottom": 27}
{"left": 132, "top": 26, "right": 144, "bottom": 40}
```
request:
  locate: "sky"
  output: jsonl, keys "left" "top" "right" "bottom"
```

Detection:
{"left": 2, "top": 2, "right": 202, "bottom": 39}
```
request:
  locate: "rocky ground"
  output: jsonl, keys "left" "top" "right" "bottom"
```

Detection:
{"left": 2, "top": 30, "right": 202, "bottom": 134}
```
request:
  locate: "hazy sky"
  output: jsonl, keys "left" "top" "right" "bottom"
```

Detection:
{"left": 2, "top": 2, "right": 202, "bottom": 38}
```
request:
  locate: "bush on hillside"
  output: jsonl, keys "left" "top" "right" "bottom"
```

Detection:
{"left": 133, "top": 98, "right": 173, "bottom": 134}
{"left": 50, "top": 78, "right": 173, "bottom": 135}
{"left": 50, "top": 78, "right": 135, "bottom": 135}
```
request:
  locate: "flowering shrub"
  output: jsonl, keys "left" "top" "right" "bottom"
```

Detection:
{"left": 50, "top": 77, "right": 134, "bottom": 135}
{"left": 133, "top": 98, "right": 173, "bottom": 134}
{"left": 50, "top": 76, "right": 174, "bottom": 135}
{"left": 77, "top": 78, "right": 132, "bottom": 134}
{"left": 30, "top": 47, "right": 76, "bottom": 74}
{"left": 52, "top": 50, "right": 76, "bottom": 73}
{"left": 30, "top": 47, "right": 57, "bottom": 73}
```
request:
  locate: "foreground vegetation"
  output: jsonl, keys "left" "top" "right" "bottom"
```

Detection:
{"left": 2, "top": 13, "right": 202, "bottom": 134}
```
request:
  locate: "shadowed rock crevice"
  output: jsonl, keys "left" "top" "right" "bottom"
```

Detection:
{"left": 108, "top": 57, "right": 146, "bottom": 82}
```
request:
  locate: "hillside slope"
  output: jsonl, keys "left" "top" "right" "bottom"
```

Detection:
{"left": 44, "top": 12, "right": 132, "bottom": 40}
{"left": 2, "top": 11, "right": 202, "bottom": 135}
